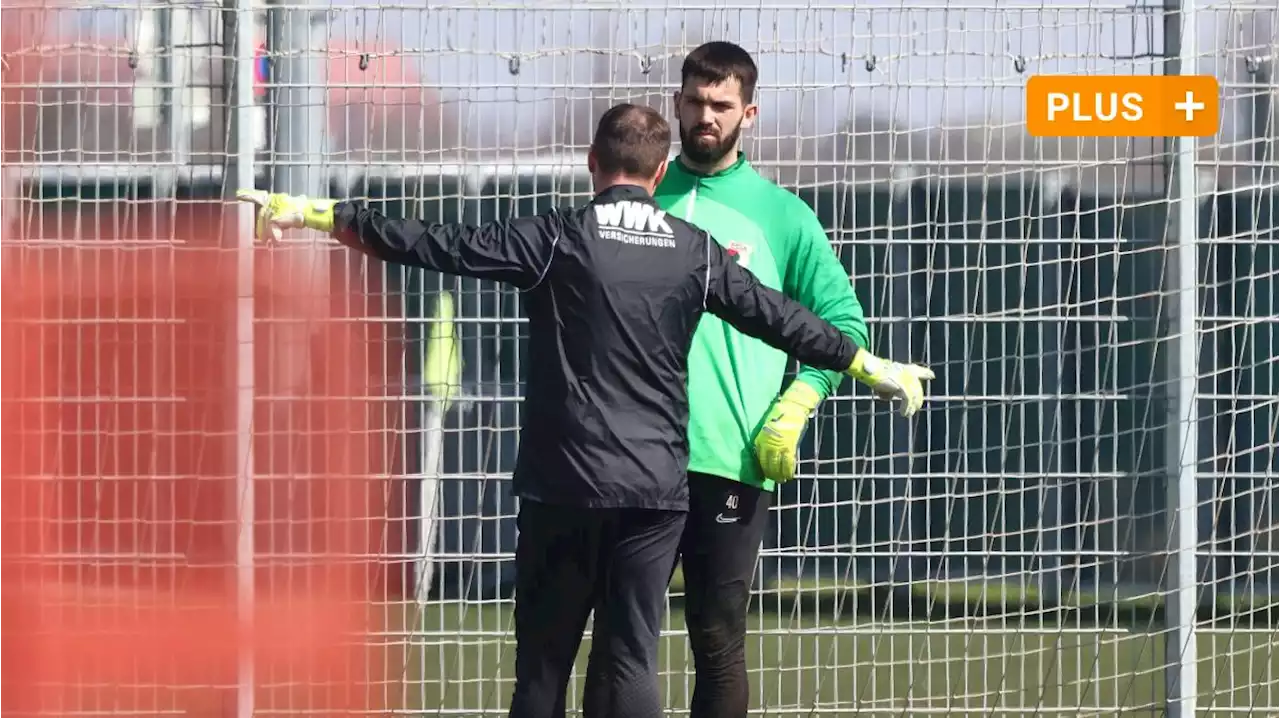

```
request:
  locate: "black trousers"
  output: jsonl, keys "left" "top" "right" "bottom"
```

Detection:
{"left": 676, "top": 472, "right": 774, "bottom": 718}
{"left": 508, "top": 499, "right": 686, "bottom": 718}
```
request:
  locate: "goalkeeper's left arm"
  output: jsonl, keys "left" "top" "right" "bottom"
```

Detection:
{"left": 753, "top": 201, "right": 931, "bottom": 484}
{"left": 701, "top": 231, "right": 931, "bottom": 410}
{"left": 783, "top": 206, "right": 871, "bottom": 397}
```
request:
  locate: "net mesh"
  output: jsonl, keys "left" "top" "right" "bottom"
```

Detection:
{"left": 2, "top": 0, "right": 1278, "bottom": 716}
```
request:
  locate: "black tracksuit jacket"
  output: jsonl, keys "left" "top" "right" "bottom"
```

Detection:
{"left": 332, "top": 183, "right": 856, "bottom": 511}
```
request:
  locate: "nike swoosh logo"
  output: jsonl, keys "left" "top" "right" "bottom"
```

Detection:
{"left": 715, "top": 514, "right": 739, "bottom": 524}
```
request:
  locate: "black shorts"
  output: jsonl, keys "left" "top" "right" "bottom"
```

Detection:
{"left": 673, "top": 472, "right": 774, "bottom": 718}
{"left": 678, "top": 471, "right": 773, "bottom": 598}
{"left": 508, "top": 499, "right": 685, "bottom": 718}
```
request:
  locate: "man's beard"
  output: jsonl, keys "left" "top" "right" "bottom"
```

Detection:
{"left": 679, "top": 120, "right": 742, "bottom": 166}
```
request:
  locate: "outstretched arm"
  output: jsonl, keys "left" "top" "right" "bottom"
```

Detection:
{"left": 784, "top": 207, "right": 870, "bottom": 399}
{"left": 236, "top": 190, "right": 560, "bottom": 290}
{"left": 701, "top": 230, "right": 857, "bottom": 374}
{"left": 331, "top": 202, "right": 560, "bottom": 289}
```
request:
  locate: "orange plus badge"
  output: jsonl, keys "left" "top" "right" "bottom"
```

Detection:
{"left": 1026, "top": 75, "right": 1220, "bottom": 137}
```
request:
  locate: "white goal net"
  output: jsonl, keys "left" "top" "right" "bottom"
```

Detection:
{"left": 2, "top": 0, "right": 1278, "bottom": 716}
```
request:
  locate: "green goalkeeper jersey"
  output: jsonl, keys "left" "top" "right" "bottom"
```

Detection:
{"left": 654, "top": 153, "right": 870, "bottom": 492}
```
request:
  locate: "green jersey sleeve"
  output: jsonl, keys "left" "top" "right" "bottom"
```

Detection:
{"left": 782, "top": 200, "right": 870, "bottom": 401}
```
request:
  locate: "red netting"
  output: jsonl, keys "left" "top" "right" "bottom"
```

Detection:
{"left": 1, "top": 9, "right": 408, "bottom": 714}
{"left": 1, "top": 227, "right": 394, "bottom": 717}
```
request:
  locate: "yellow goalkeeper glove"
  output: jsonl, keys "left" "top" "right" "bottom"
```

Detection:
{"left": 235, "top": 189, "right": 337, "bottom": 244}
{"left": 754, "top": 380, "right": 822, "bottom": 484}
{"left": 845, "top": 347, "right": 935, "bottom": 418}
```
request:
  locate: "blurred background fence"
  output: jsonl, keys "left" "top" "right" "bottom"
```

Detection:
{"left": 2, "top": 0, "right": 1278, "bottom": 715}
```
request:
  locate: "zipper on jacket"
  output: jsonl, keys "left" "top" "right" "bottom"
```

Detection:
{"left": 684, "top": 181, "right": 699, "bottom": 222}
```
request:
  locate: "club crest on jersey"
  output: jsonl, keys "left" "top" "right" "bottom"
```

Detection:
{"left": 726, "top": 241, "right": 752, "bottom": 267}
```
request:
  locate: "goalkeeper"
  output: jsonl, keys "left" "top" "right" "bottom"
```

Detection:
{"left": 651, "top": 41, "right": 935, "bottom": 718}
{"left": 236, "top": 103, "right": 927, "bottom": 718}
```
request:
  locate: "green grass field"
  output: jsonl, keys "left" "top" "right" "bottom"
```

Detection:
{"left": 381, "top": 591, "right": 1278, "bottom": 717}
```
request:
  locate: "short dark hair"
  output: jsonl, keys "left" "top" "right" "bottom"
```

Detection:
{"left": 590, "top": 103, "right": 672, "bottom": 178}
{"left": 681, "top": 41, "right": 758, "bottom": 104}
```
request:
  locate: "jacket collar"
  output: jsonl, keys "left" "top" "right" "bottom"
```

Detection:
{"left": 592, "top": 184, "right": 654, "bottom": 203}
{"left": 672, "top": 151, "right": 751, "bottom": 181}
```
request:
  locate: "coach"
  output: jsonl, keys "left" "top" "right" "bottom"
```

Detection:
{"left": 238, "top": 103, "right": 923, "bottom": 718}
